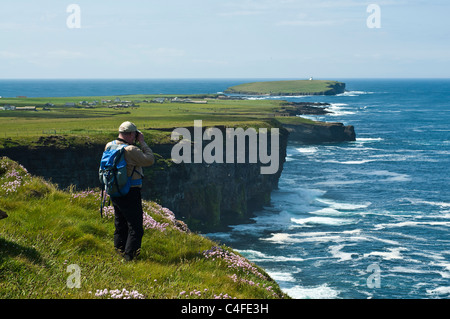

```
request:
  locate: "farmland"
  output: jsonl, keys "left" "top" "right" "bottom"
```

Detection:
{"left": 0, "top": 94, "right": 315, "bottom": 146}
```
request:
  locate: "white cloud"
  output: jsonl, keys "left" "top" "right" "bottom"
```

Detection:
{"left": 47, "top": 50, "right": 86, "bottom": 59}
{"left": 144, "top": 48, "right": 185, "bottom": 58}
{"left": 0, "top": 51, "right": 21, "bottom": 59}
{"left": 276, "top": 19, "right": 338, "bottom": 27}
{"left": 218, "top": 11, "right": 264, "bottom": 17}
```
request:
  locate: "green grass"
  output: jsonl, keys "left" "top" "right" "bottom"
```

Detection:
{"left": 224, "top": 80, "right": 345, "bottom": 95}
{"left": 0, "top": 95, "right": 318, "bottom": 145}
{"left": 0, "top": 157, "right": 289, "bottom": 299}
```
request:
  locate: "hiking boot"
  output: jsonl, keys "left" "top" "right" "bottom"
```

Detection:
{"left": 124, "top": 249, "right": 140, "bottom": 261}
{"left": 124, "top": 253, "right": 133, "bottom": 261}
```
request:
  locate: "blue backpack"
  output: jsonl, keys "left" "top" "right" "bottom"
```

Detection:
{"left": 98, "top": 141, "right": 139, "bottom": 216}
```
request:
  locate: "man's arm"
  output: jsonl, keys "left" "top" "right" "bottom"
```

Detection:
{"left": 127, "top": 132, "right": 155, "bottom": 167}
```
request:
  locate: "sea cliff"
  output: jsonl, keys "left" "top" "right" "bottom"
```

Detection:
{"left": 0, "top": 118, "right": 355, "bottom": 231}
{"left": 0, "top": 129, "right": 288, "bottom": 231}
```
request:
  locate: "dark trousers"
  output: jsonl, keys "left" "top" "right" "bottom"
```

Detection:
{"left": 111, "top": 187, "right": 144, "bottom": 257}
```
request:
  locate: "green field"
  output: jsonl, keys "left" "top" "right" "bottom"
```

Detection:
{"left": 0, "top": 94, "right": 316, "bottom": 146}
{"left": 225, "top": 80, "right": 345, "bottom": 96}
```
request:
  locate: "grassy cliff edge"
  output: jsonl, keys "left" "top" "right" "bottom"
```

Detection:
{"left": 0, "top": 157, "right": 288, "bottom": 299}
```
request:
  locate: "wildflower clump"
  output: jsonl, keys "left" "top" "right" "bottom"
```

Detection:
{"left": 202, "top": 246, "right": 267, "bottom": 280}
{"left": 142, "top": 201, "right": 189, "bottom": 233}
{"left": 73, "top": 190, "right": 190, "bottom": 234}
{"left": 71, "top": 189, "right": 100, "bottom": 200}
{"left": 94, "top": 288, "right": 145, "bottom": 299}
{"left": 102, "top": 205, "right": 115, "bottom": 219}
{"left": 179, "top": 289, "right": 236, "bottom": 299}
{"left": 0, "top": 157, "right": 30, "bottom": 194}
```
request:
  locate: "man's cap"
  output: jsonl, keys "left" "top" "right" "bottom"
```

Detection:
{"left": 118, "top": 121, "right": 141, "bottom": 133}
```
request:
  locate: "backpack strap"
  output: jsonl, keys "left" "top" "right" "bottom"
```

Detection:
{"left": 116, "top": 137, "right": 129, "bottom": 144}
{"left": 113, "top": 140, "right": 143, "bottom": 181}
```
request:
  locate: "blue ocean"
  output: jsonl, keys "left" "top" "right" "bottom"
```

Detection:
{"left": 208, "top": 79, "right": 450, "bottom": 299}
{"left": 1, "top": 78, "right": 449, "bottom": 299}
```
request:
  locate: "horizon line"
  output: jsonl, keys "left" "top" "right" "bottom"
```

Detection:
{"left": 1, "top": 77, "right": 450, "bottom": 80}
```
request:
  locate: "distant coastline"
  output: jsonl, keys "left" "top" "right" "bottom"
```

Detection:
{"left": 224, "top": 80, "right": 346, "bottom": 96}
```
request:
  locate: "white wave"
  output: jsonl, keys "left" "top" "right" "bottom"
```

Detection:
{"left": 362, "top": 170, "right": 401, "bottom": 176}
{"left": 263, "top": 230, "right": 372, "bottom": 245}
{"left": 315, "top": 179, "right": 367, "bottom": 186}
{"left": 390, "top": 266, "right": 429, "bottom": 274}
{"left": 426, "top": 286, "right": 450, "bottom": 297}
{"left": 329, "top": 244, "right": 357, "bottom": 262}
{"left": 291, "top": 216, "right": 355, "bottom": 227}
{"left": 441, "top": 212, "right": 450, "bottom": 219}
{"left": 309, "top": 207, "right": 344, "bottom": 216}
{"left": 403, "top": 198, "right": 450, "bottom": 208}
{"left": 336, "top": 91, "right": 374, "bottom": 97}
{"left": 363, "top": 247, "right": 407, "bottom": 260}
{"left": 316, "top": 198, "right": 371, "bottom": 211}
{"left": 236, "top": 249, "right": 304, "bottom": 262}
{"left": 431, "top": 261, "right": 450, "bottom": 279}
{"left": 262, "top": 232, "right": 341, "bottom": 244}
{"left": 262, "top": 233, "right": 293, "bottom": 244}
{"left": 368, "top": 152, "right": 437, "bottom": 163}
{"left": 323, "top": 159, "right": 374, "bottom": 165}
{"left": 295, "top": 146, "right": 319, "bottom": 154}
{"left": 358, "top": 170, "right": 412, "bottom": 182}
{"left": 283, "top": 284, "right": 340, "bottom": 299}
{"left": 329, "top": 103, "right": 348, "bottom": 107}
{"left": 266, "top": 271, "right": 297, "bottom": 283}
{"left": 343, "top": 229, "right": 363, "bottom": 235}
{"left": 365, "top": 235, "right": 401, "bottom": 246}
{"left": 356, "top": 137, "right": 384, "bottom": 142}
{"left": 327, "top": 103, "right": 356, "bottom": 116}
{"left": 384, "top": 175, "right": 412, "bottom": 182}
{"left": 374, "top": 220, "right": 450, "bottom": 230}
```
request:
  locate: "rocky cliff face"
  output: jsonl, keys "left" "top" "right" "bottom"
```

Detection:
{"left": 140, "top": 127, "right": 289, "bottom": 231}
{"left": 283, "top": 122, "right": 356, "bottom": 144}
{"left": 0, "top": 129, "right": 288, "bottom": 231}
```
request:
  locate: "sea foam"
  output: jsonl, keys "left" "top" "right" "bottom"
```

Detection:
{"left": 291, "top": 216, "right": 355, "bottom": 227}
{"left": 282, "top": 284, "right": 340, "bottom": 299}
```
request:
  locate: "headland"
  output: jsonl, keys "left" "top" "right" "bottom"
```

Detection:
{"left": 224, "top": 79, "right": 346, "bottom": 96}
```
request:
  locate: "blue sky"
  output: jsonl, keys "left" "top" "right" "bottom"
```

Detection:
{"left": 1, "top": 0, "right": 449, "bottom": 78}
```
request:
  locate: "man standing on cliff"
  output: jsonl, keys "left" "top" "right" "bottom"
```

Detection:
{"left": 105, "top": 121, "right": 155, "bottom": 261}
